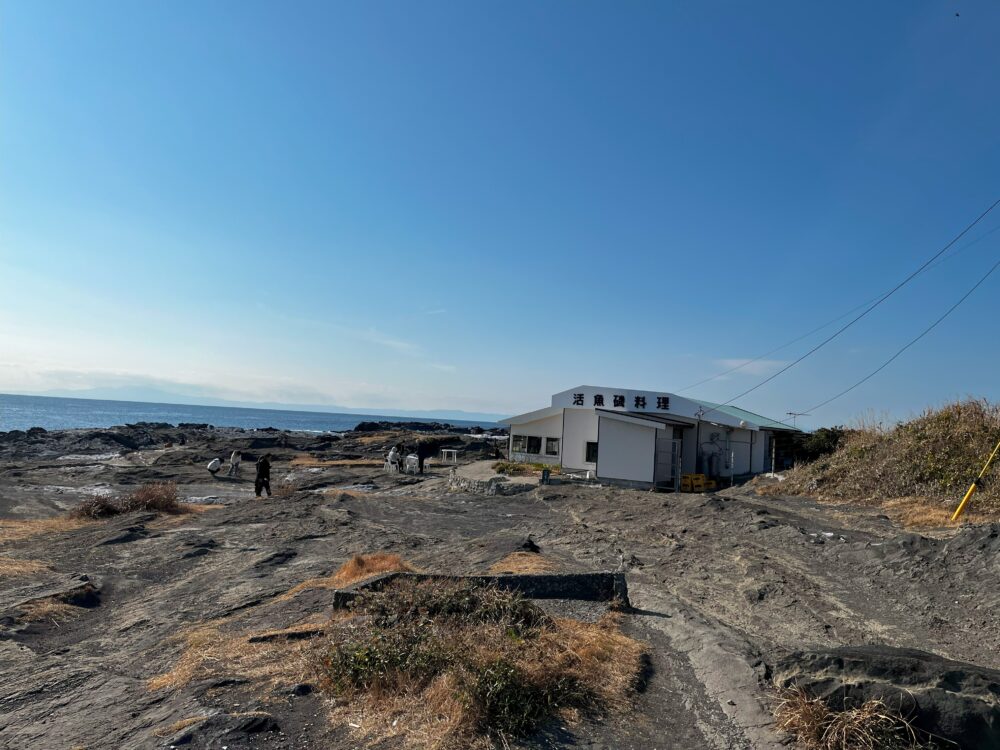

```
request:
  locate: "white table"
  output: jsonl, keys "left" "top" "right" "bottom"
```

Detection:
{"left": 439, "top": 448, "right": 459, "bottom": 465}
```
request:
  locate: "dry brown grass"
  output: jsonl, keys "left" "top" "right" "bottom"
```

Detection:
{"left": 271, "top": 479, "right": 298, "bottom": 498}
{"left": 146, "top": 617, "right": 325, "bottom": 692}
{"left": 69, "top": 482, "right": 188, "bottom": 519}
{"left": 774, "top": 686, "right": 934, "bottom": 749}
{"left": 17, "top": 599, "right": 83, "bottom": 624}
{"left": 153, "top": 715, "right": 212, "bottom": 737}
{"left": 488, "top": 552, "right": 556, "bottom": 575}
{"left": 0, "top": 516, "right": 92, "bottom": 543}
{"left": 332, "top": 553, "right": 416, "bottom": 586}
{"left": 761, "top": 400, "right": 1000, "bottom": 520}
{"left": 492, "top": 461, "right": 561, "bottom": 476}
{"left": 118, "top": 481, "right": 184, "bottom": 513}
{"left": 882, "top": 496, "right": 992, "bottom": 529}
{"left": 145, "top": 578, "right": 644, "bottom": 749}
{"left": 354, "top": 430, "right": 412, "bottom": 446}
{"left": 316, "top": 580, "right": 647, "bottom": 749}
{"left": 321, "top": 488, "right": 370, "bottom": 499}
{"left": 278, "top": 553, "right": 416, "bottom": 602}
{"left": 153, "top": 711, "right": 275, "bottom": 737}
{"left": 290, "top": 455, "right": 382, "bottom": 467}
{"left": 0, "top": 556, "right": 50, "bottom": 579}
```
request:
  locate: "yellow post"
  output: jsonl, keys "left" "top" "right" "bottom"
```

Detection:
{"left": 951, "top": 439, "right": 1000, "bottom": 521}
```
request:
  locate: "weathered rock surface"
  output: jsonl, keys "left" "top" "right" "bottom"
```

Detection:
{"left": 2, "top": 426, "right": 1000, "bottom": 749}
{"left": 774, "top": 646, "right": 1000, "bottom": 748}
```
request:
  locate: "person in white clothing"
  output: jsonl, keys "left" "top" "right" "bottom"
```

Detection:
{"left": 228, "top": 450, "right": 242, "bottom": 477}
{"left": 207, "top": 458, "right": 222, "bottom": 476}
{"left": 386, "top": 446, "right": 400, "bottom": 471}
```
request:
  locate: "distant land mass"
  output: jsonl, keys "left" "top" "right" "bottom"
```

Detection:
{"left": 25, "top": 386, "right": 508, "bottom": 423}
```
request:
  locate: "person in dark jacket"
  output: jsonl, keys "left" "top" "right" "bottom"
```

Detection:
{"left": 416, "top": 440, "right": 433, "bottom": 475}
{"left": 255, "top": 453, "right": 272, "bottom": 497}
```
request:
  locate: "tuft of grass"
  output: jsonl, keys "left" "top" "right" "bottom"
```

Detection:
{"left": 70, "top": 495, "right": 122, "bottom": 519}
{"left": 119, "top": 481, "right": 183, "bottom": 513}
{"left": 488, "top": 551, "right": 556, "bottom": 575}
{"left": 315, "top": 579, "right": 646, "bottom": 748}
{"left": 760, "top": 399, "right": 1000, "bottom": 519}
{"left": 153, "top": 715, "right": 212, "bottom": 737}
{"left": 332, "top": 553, "right": 416, "bottom": 587}
{"left": 0, "top": 556, "right": 51, "bottom": 579}
{"left": 69, "top": 482, "right": 186, "bottom": 519}
{"left": 17, "top": 599, "right": 83, "bottom": 624}
{"left": 278, "top": 553, "right": 415, "bottom": 602}
{"left": 774, "top": 686, "right": 936, "bottom": 750}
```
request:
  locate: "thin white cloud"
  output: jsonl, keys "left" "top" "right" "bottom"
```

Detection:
{"left": 713, "top": 358, "right": 789, "bottom": 377}
{"left": 356, "top": 328, "right": 422, "bottom": 355}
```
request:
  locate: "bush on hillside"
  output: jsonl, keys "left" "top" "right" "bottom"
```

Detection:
{"left": 762, "top": 400, "right": 1000, "bottom": 511}
{"left": 794, "top": 426, "right": 850, "bottom": 463}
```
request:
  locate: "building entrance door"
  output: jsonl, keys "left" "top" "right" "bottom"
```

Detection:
{"left": 654, "top": 433, "right": 681, "bottom": 490}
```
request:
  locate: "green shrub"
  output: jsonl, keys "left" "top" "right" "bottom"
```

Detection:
{"left": 317, "top": 579, "right": 643, "bottom": 745}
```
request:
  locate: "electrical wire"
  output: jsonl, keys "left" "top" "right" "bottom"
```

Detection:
{"left": 799, "top": 254, "right": 1000, "bottom": 416}
{"left": 693, "top": 196, "right": 1000, "bottom": 421}
{"left": 678, "top": 219, "right": 1000, "bottom": 393}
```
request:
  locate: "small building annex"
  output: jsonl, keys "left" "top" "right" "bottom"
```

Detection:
{"left": 500, "top": 386, "right": 800, "bottom": 490}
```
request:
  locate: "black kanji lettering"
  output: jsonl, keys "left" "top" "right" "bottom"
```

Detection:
{"left": 656, "top": 396, "right": 670, "bottom": 410}
{"left": 634, "top": 396, "right": 646, "bottom": 409}
{"left": 593, "top": 394, "right": 604, "bottom": 407}
{"left": 613, "top": 395, "right": 625, "bottom": 408}
{"left": 572, "top": 393, "right": 584, "bottom": 406}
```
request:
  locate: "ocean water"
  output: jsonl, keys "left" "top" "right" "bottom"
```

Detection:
{"left": 0, "top": 393, "right": 498, "bottom": 433}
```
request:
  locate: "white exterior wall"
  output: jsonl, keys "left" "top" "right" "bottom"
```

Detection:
{"left": 729, "top": 432, "right": 752, "bottom": 476}
{"left": 597, "top": 417, "right": 656, "bottom": 483}
{"left": 698, "top": 427, "right": 755, "bottom": 476}
{"left": 562, "top": 408, "right": 599, "bottom": 471}
{"left": 508, "top": 412, "right": 563, "bottom": 465}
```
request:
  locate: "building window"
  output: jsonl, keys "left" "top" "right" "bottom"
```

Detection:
{"left": 512, "top": 435, "right": 527, "bottom": 453}
{"left": 545, "top": 438, "right": 560, "bottom": 456}
{"left": 585, "top": 441, "right": 598, "bottom": 463}
{"left": 526, "top": 436, "right": 542, "bottom": 454}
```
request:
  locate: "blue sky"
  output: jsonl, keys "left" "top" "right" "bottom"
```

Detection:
{"left": 2, "top": 1, "right": 999, "bottom": 426}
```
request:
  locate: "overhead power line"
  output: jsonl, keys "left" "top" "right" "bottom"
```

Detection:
{"left": 678, "top": 216, "right": 1000, "bottom": 394}
{"left": 696, "top": 196, "right": 1000, "bottom": 420}
{"left": 799, "top": 254, "right": 1000, "bottom": 416}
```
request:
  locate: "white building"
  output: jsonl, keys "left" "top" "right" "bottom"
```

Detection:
{"left": 501, "top": 385, "right": 800, "bottom": 490}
